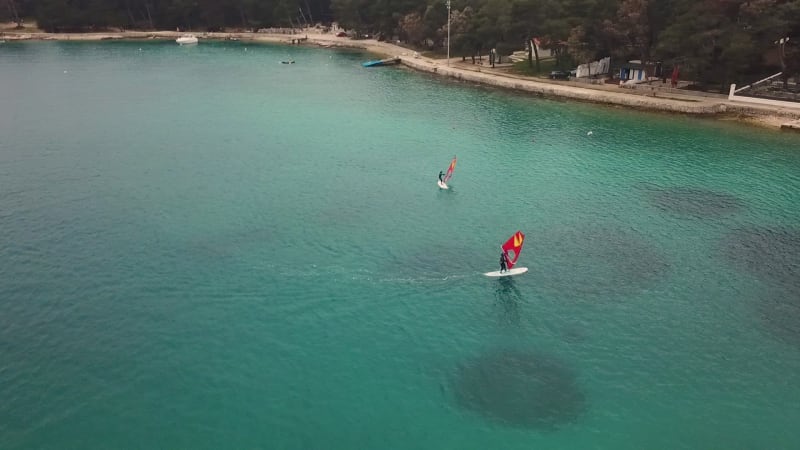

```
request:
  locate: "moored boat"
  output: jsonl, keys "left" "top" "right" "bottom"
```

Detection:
{"left": 176, "top": 35, "right": 198, "bottom": 45}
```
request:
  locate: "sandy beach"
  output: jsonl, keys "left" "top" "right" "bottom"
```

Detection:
{"left": 3, "top": 26, "right": 800, "bottom": 132}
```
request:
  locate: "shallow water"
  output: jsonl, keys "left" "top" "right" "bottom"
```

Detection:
{"left": 1, "top": 41, "right": 800, "bottom": 449}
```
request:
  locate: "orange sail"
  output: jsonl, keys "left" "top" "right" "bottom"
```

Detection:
{"left": 444, "top": 156, "right": 457, "bottom": 182}
{"left": 501, "top": 231, "right": 525, "bottom": 269}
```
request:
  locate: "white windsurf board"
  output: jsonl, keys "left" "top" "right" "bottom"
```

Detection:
{"left": 484, "top": 267, "right": 528, "bottom": 277}
{"left": 437, "top": 180, "right": 448, "bottom": 189}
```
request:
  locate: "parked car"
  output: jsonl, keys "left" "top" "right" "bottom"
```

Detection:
{"left": 336, "top": 31, "right": 347, "bottom": 37}
{"left": 550, "top": 70, "right": 569, "bottom": 80}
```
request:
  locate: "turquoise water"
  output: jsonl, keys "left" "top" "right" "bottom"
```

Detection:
{"left": 1, "top": 41, "right": 800, "bottom": 449}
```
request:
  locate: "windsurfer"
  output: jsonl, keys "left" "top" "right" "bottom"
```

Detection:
{"left": 438, "top": 170, "right": 445, "bottom": 183}
{"left": 499, "top": 251, "right": 508, "bottom": 273}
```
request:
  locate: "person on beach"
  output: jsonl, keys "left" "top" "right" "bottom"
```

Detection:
{"left": 439, "top": 170, "right": 445, "bottom": 183}
{"left": 499, "top": 251, "right": 508, "bottom": 273}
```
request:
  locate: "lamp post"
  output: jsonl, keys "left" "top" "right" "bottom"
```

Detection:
{"left": 446, "top": 0, "right": 451, "bottom": 66}
{"left": 776, "top": 36, "right": 790, "bottom": 89}
{"left": 776, "top": 37, "right": 790, "bottom": 65}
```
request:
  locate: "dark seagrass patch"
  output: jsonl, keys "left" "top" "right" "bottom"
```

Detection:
{"left": 452, "top": 349, "right": 587, "bottom": 430}
{"left": 723, "top": 227, "right": 800, "bottom": 347}
{"left": 721, "top": 227, "right": 800, "bottom": 290}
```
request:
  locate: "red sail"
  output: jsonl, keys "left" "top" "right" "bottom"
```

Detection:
{"left": 444, "top": 156, "right": 457, "bottom": 182}
{"left": 501, "top": 231, "right": 525, "bottom": 269}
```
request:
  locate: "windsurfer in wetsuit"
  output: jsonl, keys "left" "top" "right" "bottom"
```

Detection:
{"left": 439, "top": 170, "right": 445, "bottom": 183}
{"left": 499, "top": 251, "right": 508, "bottom": 273}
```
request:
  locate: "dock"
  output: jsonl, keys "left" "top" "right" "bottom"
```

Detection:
{"left": 362, "top": 57, "right": 401, "bottom": 68}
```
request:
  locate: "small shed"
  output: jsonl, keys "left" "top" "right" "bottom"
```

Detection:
{"left": 619, "top": 62, "right": 646, "bottom": 82}
{"left": 619, "top": 61, "right": 663, "bottom": 82}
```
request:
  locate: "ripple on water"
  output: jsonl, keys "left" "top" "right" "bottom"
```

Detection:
{"left": 452, "top": 349, "right": 586, "bottom": 430}
{"left": 529, "top": 225, "right": 669, "bottom": 299}
{"left": 185, "top": 227, "right": 276, "bottom": 260}
{"left": 722, "top": 227, "right": 800, "bottom": 347}
{"left": 385, "top": 242, "right": 484, "bottom": 278}
{"left": 754, "top": 287, "right": 800, "bottom": 348}
{"left": 640, "top": 184, "right": 744, "bottom": 218}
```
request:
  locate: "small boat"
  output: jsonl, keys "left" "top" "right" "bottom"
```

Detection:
{"left": 362, "top": 57, "right": 401, "bottom": 67}
{"left": 281, "top": 60, "right": 295, "bottom": 64}
{"left": 176, "top": 35, "right": 198, "bottom": 45}
{"left": 484, "top": 231, "right": 528, "bottom": 277}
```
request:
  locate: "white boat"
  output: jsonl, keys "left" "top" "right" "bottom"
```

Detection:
{"left": 176, "top": 35, "right": 198, "bottom": 45}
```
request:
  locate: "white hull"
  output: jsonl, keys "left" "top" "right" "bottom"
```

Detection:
{"left": 176, "top": 35, "right": 198, "bottom": 45}
{"left": 484, "top": 267, "right": 528, "bottom": 277}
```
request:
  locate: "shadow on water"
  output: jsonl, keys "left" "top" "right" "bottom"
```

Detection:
{"left": 493, "top": 276, "right": 523, "bottom": 327}
{"left": 722, "top": 226, "right": 800, "bottom": 348}
{"left": 452, "top": 349, "right": 587, "bottom": 430}
{"left": 638, "top": 183, "right": 744, "bottom": 218}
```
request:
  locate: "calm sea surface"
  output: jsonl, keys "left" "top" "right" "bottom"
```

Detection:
{"left": 1, "top": 41, "right": 799, "bottom": 449}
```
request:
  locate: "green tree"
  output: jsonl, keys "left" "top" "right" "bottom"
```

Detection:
{"left": 6, "top": 0, "right": 23, "bottom": 27}
{"left": 398, "top": 11, "right": 425, "bottom": 45}
{"left": 507, "top": 0, "right": 542, "bottom": 70}
{"left": 448, "top": 5, "right": 476, "bottom": 58}
{"left": 602, "top": 0, "right": 653, "bottom": 63}
{"left": 655, "top": 0, "right": 772, "bottom": 89}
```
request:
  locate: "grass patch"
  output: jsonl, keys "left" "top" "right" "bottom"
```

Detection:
{"left": 420, "top": 49, "right": 446, "bottom": 58}
{"left": 508, "top": 58, "right": 564, "bottom": 77}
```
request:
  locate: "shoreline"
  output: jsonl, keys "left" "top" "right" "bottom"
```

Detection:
{"left": 4, "top": 29, "right": 800, "bottom": 132}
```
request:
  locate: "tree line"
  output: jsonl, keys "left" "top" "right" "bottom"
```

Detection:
{"left": 6, "top": 0, "right": 800, "bottom": 89}
{"left": 6, "top": 0, "right": 332, "bottom": 32}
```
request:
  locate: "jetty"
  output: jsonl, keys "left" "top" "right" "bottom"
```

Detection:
{"left": 362, "top": 57, "right": 401, "bottom": 68}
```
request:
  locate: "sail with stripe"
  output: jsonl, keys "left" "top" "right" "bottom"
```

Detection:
{"left": 443, "top": 156, "right": 457, "bottom": 183}
{"left": 501, "top": 231, "right": 525, "bottom": 269}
